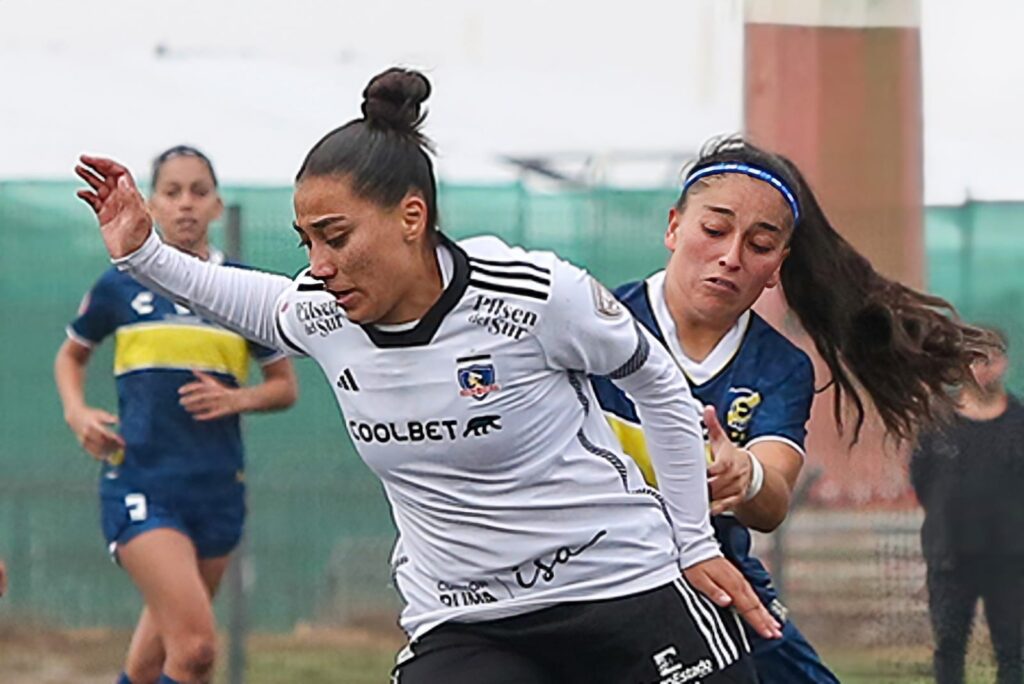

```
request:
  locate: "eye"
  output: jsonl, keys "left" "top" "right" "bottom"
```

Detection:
{"left": 326, "top": 234, "right": 349, "bottom": 249}
{"left": 749, "top": 243, "right": 773, "bottom": 255}
{"left": 702, "top": 224, "right": 725, "bottom": 238}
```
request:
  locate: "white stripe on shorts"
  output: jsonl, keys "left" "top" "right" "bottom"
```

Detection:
{"left": 733, "top": 611, "right": 752, "bottom": 653}
{"left": 672, "top": 579, "right": 731, "bottom": 670}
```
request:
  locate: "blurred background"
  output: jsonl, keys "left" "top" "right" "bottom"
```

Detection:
{"left": 2, "top": 0, "right": 1023, "bottom": 682}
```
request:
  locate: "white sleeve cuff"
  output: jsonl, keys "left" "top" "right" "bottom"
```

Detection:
{"left": 112, "top": 230, "right": 162, "bottom": 270}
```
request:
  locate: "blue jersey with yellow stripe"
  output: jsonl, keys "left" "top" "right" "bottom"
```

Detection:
{"left": 68, "top": 257, "right": 281, "bottom": 499}
{"left": 592, "top": 272, "right": 814, "bottom": 618}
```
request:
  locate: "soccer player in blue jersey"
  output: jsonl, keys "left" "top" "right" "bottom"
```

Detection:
{"left": 592, "top": 137, "right": 999, "bottom": 683}
{"left": 55, "top": 146, "right": 298, "bottom": 684}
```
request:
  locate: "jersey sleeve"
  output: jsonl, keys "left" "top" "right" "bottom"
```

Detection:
{"left": 67, "top": 273, "right": 119, "bottom": 347}
{"left": 536, "top": 260, "right": 720, "bottom": 568}
{"left": 746, "top": 354, "right": 814, "bottom": 455}
{"left": 115, "top": 231, "right": 301, "bottom": 356}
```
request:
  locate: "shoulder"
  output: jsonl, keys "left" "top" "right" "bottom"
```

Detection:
{"left": 745, "top": 312, "right": 813, "bottom": 383}
{"left": 458, "top": 235, "right": 558, "bottom": 304}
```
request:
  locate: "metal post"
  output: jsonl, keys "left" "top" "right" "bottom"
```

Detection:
{"left": 769, "top": 468, "right": 823, "bottom": 600}
{"left": 225, "top": 204, "right": 243, "bottom": 262}
{"left": 223, "top": 203, "right": 249, "bottom": 684}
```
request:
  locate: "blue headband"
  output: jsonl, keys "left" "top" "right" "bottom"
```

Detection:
{"left": 682, "top": 162, "right": 801, "bottom": 223}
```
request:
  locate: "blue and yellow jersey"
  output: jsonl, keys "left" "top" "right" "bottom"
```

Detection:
{"left": 68, "top": 251, "right": 282, "bottom": 500}
{"left": 592, "top": 270, "right": 814, "bottom": 615}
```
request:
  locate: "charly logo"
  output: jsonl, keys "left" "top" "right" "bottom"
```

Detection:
{"left": 467, "top": 294, "right": 539, "bottom": 340}
{"left": 131, "top": 291, "right": 155, "bottom": 316}
{"left": 457, "top": 354, "right": 501, "bottom": 400}
{"left": 513, "top": 530, "right": 607, "bottom": 589}
{"left": 726, "top": 387, "right": 762, "bottom": 442}
{"left": 296, "top": 300, "right": 345, "bottom": 337}
{"left": 650, "top": 647, "right": 714, "bottom": 684}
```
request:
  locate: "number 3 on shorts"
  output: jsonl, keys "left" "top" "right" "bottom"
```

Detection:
{"left": 125, "top": 493, "right": 148, "bottom": 522}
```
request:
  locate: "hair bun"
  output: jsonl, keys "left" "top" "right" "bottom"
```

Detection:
{"left": 361, "top": 68, "right": 431, "bottom": 134}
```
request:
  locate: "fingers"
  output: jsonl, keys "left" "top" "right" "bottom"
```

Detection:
{"left": 684, "top": 565, "right": 732, "bottom": 607}
{"left": 191, "top": 370, "right": 223, "bottom": 386}
{"left": 79, "top": 155, "right": 132, "bottom": 179}
{"left": 684, "top": 558, "right": 782, "bottom": 640}
{"left": 81, "top": 427, "right": 125, "bottom": 461}
{"left": 74, "top": 164, "right": 110, "bottom": 194}
{"left": 703, "top": 405, "right": 728, "bottom": 448}
{"left": 710, "top": 494, "right": 744, "bottom": 516}
{"left": 77, "top": 189, "right": 101, "bottom": 212}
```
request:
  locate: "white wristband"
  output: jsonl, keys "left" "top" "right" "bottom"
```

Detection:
{"left": 743, "top": 449, "right": 765, "bottom": 502}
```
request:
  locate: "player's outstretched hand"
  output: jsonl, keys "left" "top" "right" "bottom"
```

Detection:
{"left": 179, "top": 370, "right": 246, "bottom": 421}
{"left": 705, "top": 406, "right": 753, "bottom": 516}
{"left": 75, "top": 155, "right": 153, "bottom": 258}
{"left": 65, "top": 406, "right": 126, "bottom": 461}
{"left": 683, "top": 556, "right": 782, "bottom": 640}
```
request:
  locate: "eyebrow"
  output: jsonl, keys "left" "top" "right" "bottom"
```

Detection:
{"left": 705, "top": 205, "right": 782, "bottom": 234}
{"left": 293, "top": 215, "right": 349, "bottom": 232}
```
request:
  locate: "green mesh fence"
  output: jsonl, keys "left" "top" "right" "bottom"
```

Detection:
{"left": 2, "top": 180, "right": 1023, "bottom": 634}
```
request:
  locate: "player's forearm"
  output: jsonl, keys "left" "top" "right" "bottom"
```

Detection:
{"left": 54, "top": 343, "right": 89, "bottom": 419}
{"left": 613, "top": 334, "right": 720, "bottom": 567}
{"left": 235, "top": 375, "right": 297, "bottom": 413}
{"left": 734, "top": 466, "right": 791, "bottom": 533}
{"left": 115, "top": 232, "right": 292, "bottom": 351}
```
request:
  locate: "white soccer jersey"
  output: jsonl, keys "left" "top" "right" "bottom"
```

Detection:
{"left": 116, "top": 231, "right": 718, "bottom": 638}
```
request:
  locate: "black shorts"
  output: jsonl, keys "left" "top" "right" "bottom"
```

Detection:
{"left": 393, "top": 578, "right": 757, "bottom": 684}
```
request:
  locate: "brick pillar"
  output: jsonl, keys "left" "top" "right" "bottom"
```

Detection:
{"left": 745, "top": 0, "right": 923, "bottom": 505}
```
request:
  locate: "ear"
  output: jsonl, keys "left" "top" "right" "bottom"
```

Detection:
{"left": 665, "top": 207, "right": 682, "bottom": 252}
{"left": 212, "top": 194, "right": 224, "bottom": 222}
{"left": 763, "top": 247, "right": 790, "bottom": 289}
{"left": 400, "top": 192, "right": 429, "bottom": 243}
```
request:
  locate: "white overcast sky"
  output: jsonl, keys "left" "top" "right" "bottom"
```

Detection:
{"left": 0, "top": 0, "right": 1020, "bottom": 203}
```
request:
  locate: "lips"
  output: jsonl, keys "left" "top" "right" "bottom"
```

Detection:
{"left": 704, "top": 276, "right": 739, "bottom": 293}
{"left": 328, "top": 287, "right": 358, "bottom": 308}
{"left": 175, "top": 218, "right": 198, "bottom": 229}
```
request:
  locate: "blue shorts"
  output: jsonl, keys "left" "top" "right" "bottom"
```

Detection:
{"left": 752, "top": 620, "right": 840, "bottom": 684}
{"left": 101, "top": 486, "right": 245, "bottom": 560}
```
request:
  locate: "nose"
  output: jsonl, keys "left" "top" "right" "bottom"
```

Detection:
{"left": 308, "top": 242, "right": 336, "bottom": 280}
{"left": 718, "top": 233, "right": 743, "bottom": 271}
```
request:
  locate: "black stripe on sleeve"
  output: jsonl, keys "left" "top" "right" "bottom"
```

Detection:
{"left": 469, "top": 264, "right": 551, "bottom": 286}
{"left": 608, "top": 323, "right": 651, "bottom": 379}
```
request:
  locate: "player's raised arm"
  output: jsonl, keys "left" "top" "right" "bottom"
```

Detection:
{"left": 75, "top": 155, "right": 296, "bottom": 353}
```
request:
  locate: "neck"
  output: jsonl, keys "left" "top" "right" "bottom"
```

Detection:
{"left": 664, "top": 275, "right": 736, "bottom": 362}
{"left": 379, "top": 240, "right": 444, "bottom": 325}
{"left": 958, "top": 385, "right": 1008, "bottom": 419}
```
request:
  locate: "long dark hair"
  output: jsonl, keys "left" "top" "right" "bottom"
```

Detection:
{"left": 677, "top": 137, "right": 1001, "bottom": 442}
{"left": 296, "top": 67, "right": 439, "bottom": 232}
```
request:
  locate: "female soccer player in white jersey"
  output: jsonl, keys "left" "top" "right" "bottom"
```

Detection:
{"left": 593, "top": 137, "right": 1000, "bottom": 683}
{"left": 75, "top": 69, "right": 780, "bottom": 684}
{"left": 57, "top": 147, "right": 298, "bottom": 684}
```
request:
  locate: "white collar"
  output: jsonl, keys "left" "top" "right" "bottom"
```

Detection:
{"left": 646, "top": 270, "right": 750, "bottom": 386}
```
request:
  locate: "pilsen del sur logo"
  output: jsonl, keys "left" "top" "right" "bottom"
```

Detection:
{"left": 456, "top": 354, "right": 500, "bottom": 400}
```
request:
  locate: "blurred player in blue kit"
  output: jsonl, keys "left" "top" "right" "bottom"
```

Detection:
{"left": 55, "top": 146, "right": 298, "bottom": 684}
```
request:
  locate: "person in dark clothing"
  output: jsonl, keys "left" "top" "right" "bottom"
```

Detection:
{"left": 911, "top": 328, "right": 1024, "bottom": 684}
